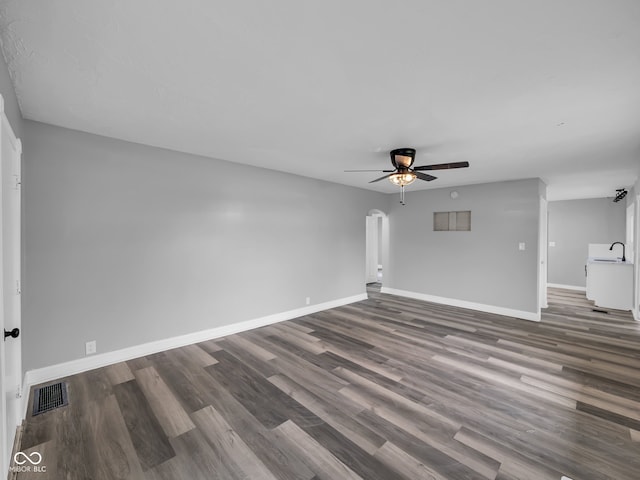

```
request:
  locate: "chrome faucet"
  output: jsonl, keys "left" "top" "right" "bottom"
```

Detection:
{"left": 609, "top": 242, "right": 626, "bottom": 262}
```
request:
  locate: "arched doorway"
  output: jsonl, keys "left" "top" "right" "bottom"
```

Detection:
{"left": 366, "top": 209, "right": 388, "bottom": 286}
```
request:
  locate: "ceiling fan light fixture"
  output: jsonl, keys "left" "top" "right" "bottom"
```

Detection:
{"left": 389, "top": 172, "right": 417, "bottom": 186}
{"left": 344, "top": 147, "right": 470, "bottom": 205}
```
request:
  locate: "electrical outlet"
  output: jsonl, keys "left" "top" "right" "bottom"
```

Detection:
{"left": 305, "top": 297, "right": 311, "bottom": 305}
{"left": 549, "top": 241, "right": 556, "bottom": 247}
{"left": 85, "top": 340, "right": 97, "bottom": 355}
{"left": 519, "top": 242, "right": 526, "bottom": 251}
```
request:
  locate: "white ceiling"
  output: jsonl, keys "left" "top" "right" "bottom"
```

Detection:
{"left": 1, "top": 0, "right": 639, "bottom": 200}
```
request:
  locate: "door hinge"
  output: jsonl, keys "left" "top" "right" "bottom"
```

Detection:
{"left": 16, "top": 280, "right": 21, "bottom": 295}
{"left": 14, "top": 174, "right": 21, "bottom": 190}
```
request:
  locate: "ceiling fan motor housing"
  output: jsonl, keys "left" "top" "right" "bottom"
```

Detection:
{"left": 390, "top": 148, "right": 416, "bottom": 169}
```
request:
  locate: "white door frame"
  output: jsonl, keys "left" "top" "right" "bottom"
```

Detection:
{"left": 634, "top": 193, "right": 640, "bottom": 320}
{"left": 0, "top": 94, "right": 23, "bottom": 475}
{"left": 538, "top": 197, "right": 548, "bottom": 311}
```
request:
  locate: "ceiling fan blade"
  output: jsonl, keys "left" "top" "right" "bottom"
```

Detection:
{"left": 369, "top": 174, "right": 393, "bottom": 183}
{"left": 415, "top": 172, "right": 437, "bottom": 182}
{"left": 344, "top": 169, "right": 394, "bottom": 172}
{"left": 413, "top": 161, "right": 469, "bottom": 171}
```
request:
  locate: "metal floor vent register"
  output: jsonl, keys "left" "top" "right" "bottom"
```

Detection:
{"left": 32, "top": 381, "right": 69, "bottom": 416}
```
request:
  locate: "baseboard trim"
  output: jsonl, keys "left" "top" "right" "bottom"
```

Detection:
{"left": 21, "top": 292, "right": 367, "bottom": 418}
{"left": 380, "top": 287, "right": 540, "bottom": 322}
{"left": 547, "top": 283, "right": 586, "bottom": 292}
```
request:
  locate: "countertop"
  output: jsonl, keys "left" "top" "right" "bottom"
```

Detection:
{"left": 587, "top": 257, "right": 633, "bottom": 266}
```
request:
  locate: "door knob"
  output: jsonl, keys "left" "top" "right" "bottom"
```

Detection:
{"left": 4, "top": 328, "right": 19, "bottom": 340}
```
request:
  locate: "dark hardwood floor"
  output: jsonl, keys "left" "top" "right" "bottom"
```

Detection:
{"left": 12, "top": 286, "right": 640, "bottom": 479}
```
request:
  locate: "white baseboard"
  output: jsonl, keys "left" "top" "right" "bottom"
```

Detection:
{"left": 21, "top": 292, "right": 367, "bottom": 418}
{"left": 380, "top": 287, "right": 541, "bottom": 322}
{"left": 547, "top": 283, "right": 586, "bottom": 292}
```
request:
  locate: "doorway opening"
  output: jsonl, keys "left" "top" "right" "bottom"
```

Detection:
{"left": 366, "top": 209, "right": 388, "bottom": 290}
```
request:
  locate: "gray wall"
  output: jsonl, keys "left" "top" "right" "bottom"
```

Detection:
{"left": 547, "top": 198, "right": 626, "bottom": 288}
{"left": 23, "top": 120, "right": 387, "bottom": 371}
{"left": 0, "top": 50, "right": 23, "bottom": 138}
{"left": 385, "top": 179, "right": 541, "bottom": 313}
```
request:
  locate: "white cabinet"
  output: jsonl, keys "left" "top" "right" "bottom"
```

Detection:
{"left": 586, "top": 261, "right": 633, "bottom": 310}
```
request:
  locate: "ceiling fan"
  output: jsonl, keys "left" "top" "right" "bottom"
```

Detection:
{"left": 345, "top": 148, "right": 469, "bottom": 205}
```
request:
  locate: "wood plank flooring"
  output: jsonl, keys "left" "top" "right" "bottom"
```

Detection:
{"left": 12, "top": 286, "right": 640, "bottom": 479}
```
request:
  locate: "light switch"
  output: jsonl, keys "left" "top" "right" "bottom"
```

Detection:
{"left": 519, "top": 242, "right": 526, "bottom": 251}
{"left": 549, "top": 241, "right": 556, "bottom": 247}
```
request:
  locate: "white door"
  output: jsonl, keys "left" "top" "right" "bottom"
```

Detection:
{"left": 365, "top": 216, "right": 378, "bottom": 284}
{"left": 0, "top": 98, "right": 22, "bottom": 475}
